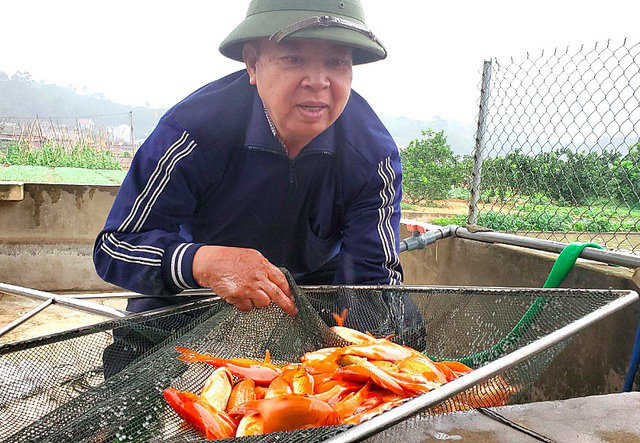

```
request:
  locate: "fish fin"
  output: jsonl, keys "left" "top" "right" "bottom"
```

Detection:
{"left": 332, "top": 309, "right": 348, "bottom": 327}
{"left": 176, "top": 347, "right": 224, "bottom": 366}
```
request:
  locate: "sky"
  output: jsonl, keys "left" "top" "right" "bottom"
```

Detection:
{"left": 1, "top": 0, "right": 639, "bottom": 127}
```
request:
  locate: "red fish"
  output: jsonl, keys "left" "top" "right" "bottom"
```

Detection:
{"left": 163, "top": 387, "right": 237, "bottom": 440}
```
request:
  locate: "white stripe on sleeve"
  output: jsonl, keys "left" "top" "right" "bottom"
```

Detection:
{"left": 118, "top": 131, "right": 189, "bottom": 232}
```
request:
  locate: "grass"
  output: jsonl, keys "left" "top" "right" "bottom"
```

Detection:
{"left": 430, "top": 202, "right": 640, "bottom": 232}
{"left": 431, "top": 215, "right": 468, "bottom": 225}
{"left": 0, "top": 165, "right": 127, "bottom": 185}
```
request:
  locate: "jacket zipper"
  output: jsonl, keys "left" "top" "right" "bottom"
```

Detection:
{"left": 246, "top": 145, "right": 334, "bottom": 187}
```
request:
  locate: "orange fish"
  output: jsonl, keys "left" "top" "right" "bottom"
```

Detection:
{"left": 301, "top": 348, "right": 341, "bottom": 374}
{"left": 314, "top": 379, "right": 362, "bottom": 394}
{"left": 313, "top": 383, "right": 358, "bottom": 406}
{"left": 312, "top": 372, "right": 334, "bottom": 390}
{"left": 332, "top": 308, "right": 348, "bottom": 326}
{"left": 334, "top": 359, "right": 405, "bottom": 396}
{"left": 176, "top": 347, "right": 282, "bottom": 385}
{"left": 265, "top": 375, "right": 292, "bottom": 399}
{"left": 460, "top": 376, "right": 521, "bottom": 409}
{"left": 396, "top": 356, "right": 448, "bottom": 384}
{"left": 291, "top": 366, "right": 314, "bottom": 395}
{"left": 339, "top": 339, "right": 420, "bottom": 362}
{"left": 226, "top": 378, "right": 256, "bottom": 412}
{"left": 229, "top": 394, "right": 342, "bottom": 433}
{"left": 331, "top": 326, "right": 374, "bottom": 344}
{"left": 200, "top": 367, "right": 233, "bottom": 412}
{"left": 333, "top": 382, "right": 371, "bottom": 420}
{"left": 438, "top": 360, "right": 473, "bottom": 379}
{"left": 235, "top": 415, "right": 264, "bottom": 437}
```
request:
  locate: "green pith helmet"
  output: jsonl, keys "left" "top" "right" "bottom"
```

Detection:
{"left": 220, "top": 0, "right": 386, "bottom": 65}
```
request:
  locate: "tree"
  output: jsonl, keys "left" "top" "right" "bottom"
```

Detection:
{"left": 401, "top": 129, "right": 461, "bottom": 204}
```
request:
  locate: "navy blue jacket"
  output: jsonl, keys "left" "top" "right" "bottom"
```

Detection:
{"left": 94, "top": 71, "right": 403, "bottom": 303}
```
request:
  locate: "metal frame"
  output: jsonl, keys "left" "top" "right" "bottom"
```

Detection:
{"left": 0, "top": 282, "right": 129, "bottom": 339}
{"left": 324, "top": 289, "right": 639, "bottom": 443}
{"left": 0, "top": 283, "right": 635, "bottom": 440}
{"left": 0, "top": 281, "right": 222, "bottom": 339}
{"left": 65, "top": 288, "right": 216, "bottom": 300}
{"left": 0, "top": 299, "right": 52, "bottom": 338}
{"left": 400, "top": 221, "right": 640, "bottom": 269}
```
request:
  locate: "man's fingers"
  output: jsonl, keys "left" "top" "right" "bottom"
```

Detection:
{"left": 268, "top": 283, "right": 298, "bottom": 316}
{"left": 227, "top": 297, "right": 253, "bottom": 312}
{"left": 267, "top": 265, "right": 292, "bottom": 300}
{"left": 251, "top": 290, "right": 271, "bottom": 309}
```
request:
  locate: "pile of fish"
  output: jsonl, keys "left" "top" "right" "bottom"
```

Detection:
{"left": 163, "top": 313, "right": 513, "bottom": 440}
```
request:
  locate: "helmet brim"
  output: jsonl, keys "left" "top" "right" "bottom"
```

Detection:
{"left": 219, "top": 10, "right": 387, "bottom": 65}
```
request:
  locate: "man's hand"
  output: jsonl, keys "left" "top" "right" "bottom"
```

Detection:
{"left": 192, "top": 246, "right": 297, "bottom": 316}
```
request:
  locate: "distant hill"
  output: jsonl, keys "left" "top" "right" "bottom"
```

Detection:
{"left": 379, "top": 114, "right": 476, "bottom": 155}
{"left": 0, "top": 71, "right": 477, "bottom": 151}
{"left": 0, "top": 71, "right": 166, "bottom": 139}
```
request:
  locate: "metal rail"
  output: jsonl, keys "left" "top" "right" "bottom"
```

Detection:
{"left": 325, "top": 289, "right": 639, "bottom": 443}
{"left": 399, "top": 221, "right": 640, "bottom": 269}
{"left": 452, "top": 226, "right": 640, "bottom": 269}
{"left": 65, "top": 288, "right": 216, "bottom": 299}
{"left": 0, "top": 282, "right": 128, "bottom": 318}
{"left": 0, "top": 299, "right": 52, "bottom": 338}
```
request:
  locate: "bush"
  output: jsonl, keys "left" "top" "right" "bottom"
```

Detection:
{"left": 5, "top": 142, "right": 121, "bottom": 170}
{"left": 481, "top": 143, "right": 640, "bottom": 206}
{"left": 401, "top": 129, "right": 464, "bottom": 204}
{"left": 448, "top": 187, "right": 470, "bottom": 200}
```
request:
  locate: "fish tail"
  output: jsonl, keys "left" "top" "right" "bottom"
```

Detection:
{"left": 176, "top": 346, "right": 224, "bottom": 366}
{"left": 332, "top": 309, "right": 348, "bottom": 327}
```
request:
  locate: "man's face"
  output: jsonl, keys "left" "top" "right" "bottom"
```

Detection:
{"left": 244, "top": 38, "right": 353, "bottom": 151}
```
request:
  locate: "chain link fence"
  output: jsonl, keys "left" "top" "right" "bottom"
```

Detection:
{"left": 469, "top": 38, "right": 640, "bottom": 255}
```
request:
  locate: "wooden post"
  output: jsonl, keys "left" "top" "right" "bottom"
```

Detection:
{"left": 129, "top": 111, "right": 135, "bottom": 155}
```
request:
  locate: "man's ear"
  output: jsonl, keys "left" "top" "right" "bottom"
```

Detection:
{"left": 243, "top": 42, "right": 259, "bottom": 85}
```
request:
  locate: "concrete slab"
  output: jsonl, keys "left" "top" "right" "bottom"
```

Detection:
{"left": 0, "top": 182, "right": 24, "bottom": 201}
{"left": 366, "top": 393, "right": 640, "bottom": 442}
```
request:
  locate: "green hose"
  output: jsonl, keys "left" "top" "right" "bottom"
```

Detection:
{"left": 430, "top": 242, "right": 604, "bottom": 366}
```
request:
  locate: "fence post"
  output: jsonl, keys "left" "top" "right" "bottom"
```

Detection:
{"left": 129, "top": 111, "right": 135, "bottom": 155}
{"left": 468, "top": 60, "right": 493, "bottom": 225}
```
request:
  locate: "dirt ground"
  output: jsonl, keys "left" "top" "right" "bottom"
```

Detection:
{"left": 403, "top": 199, "right": 514, "bottom": 217}
{"left": 414, "top": 199, "right": 470, "bottom": 214}
{"left": 0, "top": 292, "right": 127, "bottom": 344}
{"left": 402, "top": 199, "right": 469, "bottom": 222}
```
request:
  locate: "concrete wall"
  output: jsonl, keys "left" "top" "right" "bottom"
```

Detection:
{"left": 0, "top": 183, "right": 119, "bottom": 291}
{"left": 399, "top": 224, "right": 640, "bottom": 402}
{"left": 1, "top": 183, "right": 639, "bottom": 401}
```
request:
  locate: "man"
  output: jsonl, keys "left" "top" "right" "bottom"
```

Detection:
{"left": 93, "top": 0, "right": 403, "bottom": 317}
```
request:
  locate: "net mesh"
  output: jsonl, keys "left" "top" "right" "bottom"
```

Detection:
{"left": 0, "top": 281, "right": 626, "bottom": 442}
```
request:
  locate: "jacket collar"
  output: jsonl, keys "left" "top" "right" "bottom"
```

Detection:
{"left": 244, "top": 91, "right": 336, "bottom": 156}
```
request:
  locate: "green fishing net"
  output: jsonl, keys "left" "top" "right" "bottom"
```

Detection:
{"left": 0, "top": 276, "right": 630, "bottom": 442}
